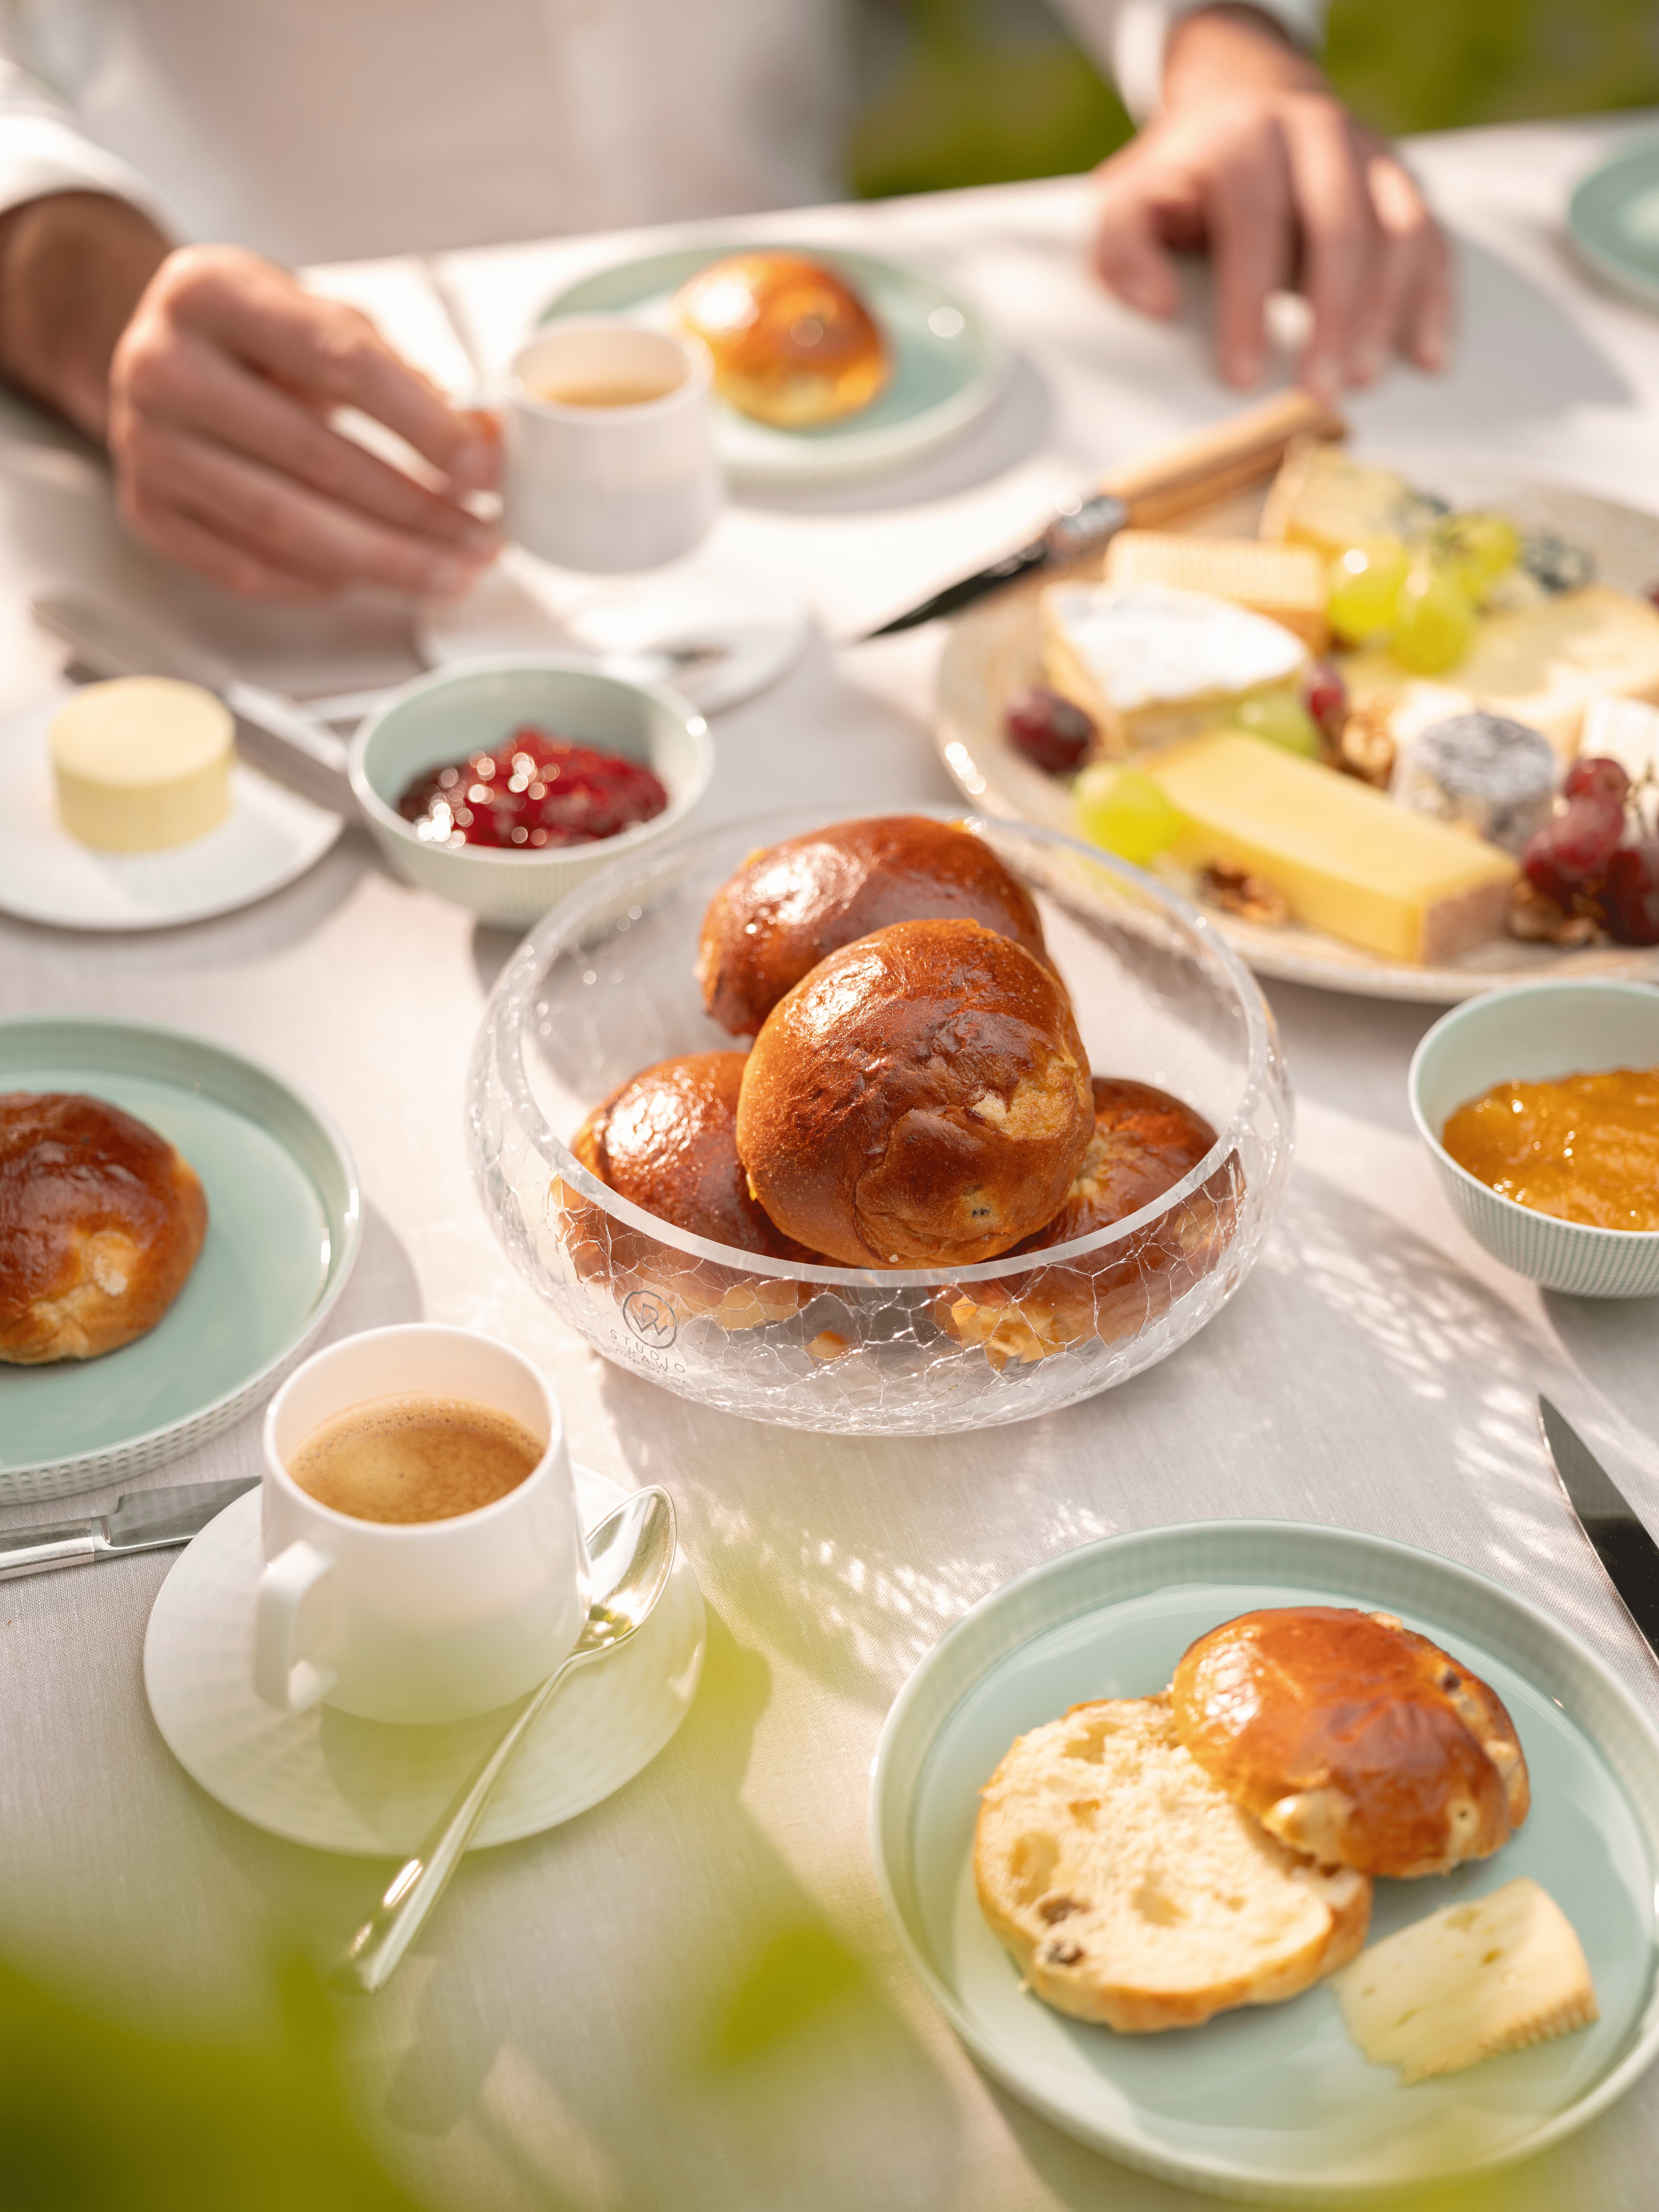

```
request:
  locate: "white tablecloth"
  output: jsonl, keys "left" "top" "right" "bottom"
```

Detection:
{"left": 3, "top": 111, "right": 1659, "bottom": 2212}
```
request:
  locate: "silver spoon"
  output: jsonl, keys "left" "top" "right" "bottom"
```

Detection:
{"left": 334, "top": 1485, "right": 676, "bottom": 1994}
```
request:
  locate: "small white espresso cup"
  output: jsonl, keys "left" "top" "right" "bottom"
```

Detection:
{"left": 502, "top": 318, "right": 721, "bottom": 573}
{"left": 255, "top": 1324, "right": 590, "bottom": 1724}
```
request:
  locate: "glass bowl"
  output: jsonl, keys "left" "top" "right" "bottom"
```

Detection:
{"left": 467, "top": 808, "right": 1293, "bottom": 1435}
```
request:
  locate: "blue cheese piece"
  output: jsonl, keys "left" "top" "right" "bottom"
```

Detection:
{"left": 1335, "top": 1878, "right": 1597, "bottom": 2085}
{"left": 1390, "top": 710, "right": 1558, "bottom": 855}
{"left": 1041, "top": 583, "right": 1308, "bottom": 757}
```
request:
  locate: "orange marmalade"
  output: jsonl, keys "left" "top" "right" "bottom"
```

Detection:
{"left": 1443, "top": 1067, "right": 1659, "bottom": 1232}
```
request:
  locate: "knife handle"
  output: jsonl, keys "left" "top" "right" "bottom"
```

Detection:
{"left": 0, "top": 1520, "right": 102, "bottom": 1580}
{"left": 1098, "top": 388, "right": 1346, "bottom": 530}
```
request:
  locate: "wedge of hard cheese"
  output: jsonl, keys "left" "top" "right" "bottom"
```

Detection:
{"left": 1335, "top": 1878, "right": 1597, "bottom": 2084}
{"left": 1041, "top": 583, "right": 1307, "bottom": 757}
{"left": 1147, "top": 732, "right": 1516, "bottom": 964}
{"left": 1342, "top": 586, "right": 1659, "bottom": 759}
{"left": 1103, "top": 532, "right": 1330, "bottom": 650}
{"left": 1259, "top": 439, "right": 1442, "bottom": 559}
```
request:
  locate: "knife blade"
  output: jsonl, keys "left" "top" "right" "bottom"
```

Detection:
{"left": 862, "top": 386, "right": 1346, "bottom": 638}
{"left": 0, "top": 1475, "right": 257, "bottom": 1581}
{"left": 1539, "top": 1395, "right": 1659, "bottom": 1659}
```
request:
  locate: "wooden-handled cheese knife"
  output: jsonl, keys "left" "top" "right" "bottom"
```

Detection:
{"left": 863, "top": 387, "right": 1345, "bottom": 638}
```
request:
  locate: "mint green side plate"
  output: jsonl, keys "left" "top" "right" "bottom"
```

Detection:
{"left": 1569, "top": 136, "right": 1659, "bottom": 308}
{"left": 871, "top": 1521, "right": 1659, "bottom": 2203}
{"left": 0, "top": 1018, "right": 360, "bottom": 1506}
{"left": 537, "top": 245, "right": 1008, "bottom": 487}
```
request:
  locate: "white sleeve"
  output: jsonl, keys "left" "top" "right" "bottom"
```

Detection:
{"left": 1052, "top": 1, "right": 1327, "bottom": 123}
{"left": 0, "top": 48, "right": 165, "bottom": 223}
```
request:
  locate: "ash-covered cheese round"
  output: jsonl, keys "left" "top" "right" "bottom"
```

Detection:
{"left": 1390, "top": 710, "right": 1557, "bottom": 855}
{"left": 51, "top": 677, "right": 234, "bottom": 852}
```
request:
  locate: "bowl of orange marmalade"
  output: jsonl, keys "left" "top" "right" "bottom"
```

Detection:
{"left": 1409, "top": 981, "right": 1659, "bottom": 1297}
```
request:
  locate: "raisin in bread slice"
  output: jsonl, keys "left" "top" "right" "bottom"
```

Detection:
{"left": 974, "top": 1695, "right": 1372, "bottom": 2032}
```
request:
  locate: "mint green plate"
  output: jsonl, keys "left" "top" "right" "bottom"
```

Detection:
{"left": 1569, "top": 136, "right": 1659, "bottom": 308}
{"left": 871, "top": 1522, "right": 1659, "bottom": 2203}
{"left": 537, "top": 245, "right": 1008, "bottom": 487}
{"left": 0, "top": 1018, "right": 360, "bottom": 1506}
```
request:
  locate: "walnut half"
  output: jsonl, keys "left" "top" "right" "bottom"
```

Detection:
{"left": 1199, "top": 861, "right": 1291, "bottom": 927}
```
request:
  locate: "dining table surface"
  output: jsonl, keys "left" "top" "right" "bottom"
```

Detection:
{"left": 5, "top": 104, "right": 1659, "bottom": 2212}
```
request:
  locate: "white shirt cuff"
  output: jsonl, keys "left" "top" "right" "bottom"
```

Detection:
{"left": 0, "top": 109, "right": 166, "bottom": 227}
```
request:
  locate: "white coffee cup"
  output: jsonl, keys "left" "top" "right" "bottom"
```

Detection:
{"left": 502, "top": 318, "right": 721, "bottom": 573}
{"left": 255, "top": 1324, "right": 590, "bottom": 1724}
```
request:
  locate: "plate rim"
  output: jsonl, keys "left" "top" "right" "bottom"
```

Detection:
{"left": 0, "top": 1012, "right": 363, "bottom": 1487}
{"left": 0, "top": 694, "right": 342, "bottom": 934}
{"left": 868, "top": 1515, "right": 1659, "bottom": 2202}
{"left": 534, "top": 239, "right": 1010, "bottom": 486}
{"left": 1568, "top": 134, "right": 1659, "bottom": 306}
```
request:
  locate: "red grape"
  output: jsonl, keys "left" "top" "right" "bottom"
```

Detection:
{"left": 1300, "top": 660, "right": 1348, "bottom": 743}
{"left": 1523, "top": 794, "right": 1624, "bottom": 903}
{"left": 1005, "top": 685, "right": 1095, "bottom": 775}
{"left": 1600, "top": 840, "right": 1659, "bottom": 945}
{"left": 1563, "top": 755, "right": 1631, "bottom": 806}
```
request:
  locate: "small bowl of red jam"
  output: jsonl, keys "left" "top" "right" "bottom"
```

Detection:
{"left": 351, "top": 654, "right": 713, "bottom": 927}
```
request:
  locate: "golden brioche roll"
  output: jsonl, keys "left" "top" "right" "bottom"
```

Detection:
{"left": 0, "top": 1091, "right": 207, "bottom": 1362}
{"left": 934, "top": 1080, "right": 1233, "bottom": 1367}
{"left": 698, "top": 814, "right": 1048, "bottom": 1037}
{"left": 735, "top": 918, "right": 1092, "bottom": 1268}
{"left": 1171, "top": 1607, "right": 1530, "bottom": 1880}
{"left": 558, "top": 1053, "right": 815, "bottom": 1332}
{"left": 672, "top": 251, "right": 890, "bottom": 428}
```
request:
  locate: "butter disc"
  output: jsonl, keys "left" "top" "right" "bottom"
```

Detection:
{"left": 51, "top": 677, "right": 234, "bottom": 852}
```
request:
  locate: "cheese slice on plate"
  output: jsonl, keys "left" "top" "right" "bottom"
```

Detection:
{"left": 1041, "top": 583, "right": 1307, "bottom": 756}
{"left": 1102, "top": 532, "right": 1330, "bottom": 649}
{"left": 1335, "top": 1877, "right": 1597, "bottom": 2084}
{"left": 51, "top": 676, "right": 233, "bottom": 852}
{"left": 1147, "top": 731, "right": 1516, "bottom": 964}
{"left": 1259, "top": 438, "right": 1443, "bottom": 558}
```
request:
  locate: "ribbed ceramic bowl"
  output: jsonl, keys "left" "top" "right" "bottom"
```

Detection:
{"left": 351, "top": 654, "right": 714, "bottom": 929}
{"left": 467, "top": 807, "right": 1293, "bottom": 1435}
{"left": 1409, "top": 980, "right": 1659, "bottom": 1297}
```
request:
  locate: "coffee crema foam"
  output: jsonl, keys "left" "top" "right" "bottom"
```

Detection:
{"left": 288, "top": 1394, "right": 543, "bottom": 1525}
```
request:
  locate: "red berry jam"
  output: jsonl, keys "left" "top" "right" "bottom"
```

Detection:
{"left": 398, "top": 726, "right": 668, "bottom": 850}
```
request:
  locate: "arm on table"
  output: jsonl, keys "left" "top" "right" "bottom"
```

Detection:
{"left": 1055, "top": 1, "right": 1450, "bottom": 396}
{"left": 0, "top": 60, "right": 499, "bottom": 601}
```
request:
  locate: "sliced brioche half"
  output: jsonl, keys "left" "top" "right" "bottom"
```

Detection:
{"left": 974, "top": 1695, "right": 1372, "bottom": 2033}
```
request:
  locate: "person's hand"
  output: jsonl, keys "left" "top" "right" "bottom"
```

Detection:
{"left": 1090, "top": 5, "right": 1450, "bottom": 398}
{"left": 108, "top": 245, "right": 499, "bottom": 600}
{"left": 0, "top": 195, "right": 498, "bottom": 601}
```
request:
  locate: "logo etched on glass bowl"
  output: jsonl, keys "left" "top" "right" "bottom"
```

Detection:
{"left": 622, "top": 1288, "right": 679, "bottom": 1348}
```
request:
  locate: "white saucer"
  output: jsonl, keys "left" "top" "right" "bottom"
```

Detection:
{"left": 143, "top": 1466, "right": 705, "bottom": 1855}
{"left": 0, "top": 689, "right": 341, "bottom": 932}
{"left": 417, "top": 547, "right": 807, "bottom": 715}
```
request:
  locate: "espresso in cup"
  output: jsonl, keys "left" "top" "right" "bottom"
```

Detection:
{"left": 288, "top": 1393, "right": 541, "bottom": 1525}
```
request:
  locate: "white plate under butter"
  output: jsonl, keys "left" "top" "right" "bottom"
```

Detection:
{"left": 934, "top": 457, "right": 1659, "bottom": 1002}
{"left": 144, "top": 1467, "right": 704, "bottom": 1855}
{"left": 0, "top": 686, "right": 340, "bottom": 931}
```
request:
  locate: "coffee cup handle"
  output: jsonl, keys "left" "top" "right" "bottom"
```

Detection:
{"left": 254, "top": 1540, "right": 338, "bottom": 1712}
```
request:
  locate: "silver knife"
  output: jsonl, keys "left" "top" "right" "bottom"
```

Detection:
{"left": 30, "top": 590, "right": 363, "bottom": 821}
{"left": 0, "top": 1476, "right": 257, "bottom": 1580}
{"left": 1539, "top": 1396, "right": 1659, "bottom": 1659}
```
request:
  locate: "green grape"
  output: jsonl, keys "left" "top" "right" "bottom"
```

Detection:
{"left": 1435, "top": 510, "right": 1521, "bottom": 593}
{"left": 1234, "top": 689, "right": 1321, "bottom": 757}
{"left": 1327, "top": 537, "right": 1409, "bottom": 643}
{"left": 1074, "top": 764, "right": 1185, "bottom": 864}
{"left": 1391, "top": 561, "right": 1476, "bottom": 674}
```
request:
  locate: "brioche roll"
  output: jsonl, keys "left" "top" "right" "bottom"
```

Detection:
{"left": 1171, "top": 1607, "right": 1530, "bottom": 1880}
{"left": 935, "top": 1079, "right": 1232, "bottom": 1367}
{"left": 559, "top": 1052, "right": 814, "bottom": 1332}
{"left": 735, "top": 918, "right": 1092, "bottom": 1269}
{"left": 0, "top": 1091, "right": 207, "bottom": 1362}
{"left": 698, "top": 814, "right": 1048, "bottom": 1037}
{"left": 672, "top": 252, "right": 890, "bottom": 428}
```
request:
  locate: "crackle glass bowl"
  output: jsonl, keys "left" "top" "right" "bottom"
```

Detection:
{"left": 467, "top": 807, "right": 1293, "bottom": 1435}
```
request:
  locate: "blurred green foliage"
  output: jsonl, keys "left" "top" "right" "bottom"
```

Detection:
{"left": 0, "top": 1953, "right": 420, "bottom": 2212}
{"left": 850, "top": 0, "right": 1659, "bottom": 197}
